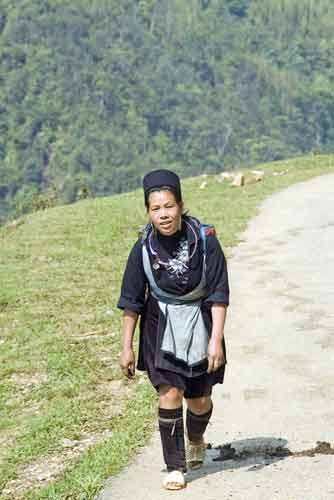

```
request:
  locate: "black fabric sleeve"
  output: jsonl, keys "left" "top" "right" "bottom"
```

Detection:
{"left": 117, "top": 239, "right": 147, "bottom": 314}
{"left": 203, "top": 234, "right": 230, "bottom": 306}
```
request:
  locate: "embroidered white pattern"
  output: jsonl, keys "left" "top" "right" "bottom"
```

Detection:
{"left": 165, "top": 238, "right": 189, "bottom": 277}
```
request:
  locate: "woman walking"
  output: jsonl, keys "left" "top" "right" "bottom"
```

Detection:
{"left": 118, "top": 169, "right": 229, "bottom": 490}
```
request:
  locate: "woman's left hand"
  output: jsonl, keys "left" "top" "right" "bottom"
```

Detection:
{"left": 207, "top": 337, "right": 225, "bottom": 373}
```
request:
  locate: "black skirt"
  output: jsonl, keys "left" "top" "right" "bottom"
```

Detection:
{"left": 137, "top": 294, "right": 226, "bottom": 396}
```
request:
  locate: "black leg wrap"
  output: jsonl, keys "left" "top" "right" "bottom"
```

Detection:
{"left": 158, "top": 407, "right": 186, "bottom": 473}
{"left": 186, "top": 403, "right": 213, "bottom": 443}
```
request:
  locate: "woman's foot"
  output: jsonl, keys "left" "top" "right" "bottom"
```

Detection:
{"left": 162, "top": 470, "right": 186, "bottom": 490}
{"left": 186, "top": 438, "right": 206, "bottom": 470}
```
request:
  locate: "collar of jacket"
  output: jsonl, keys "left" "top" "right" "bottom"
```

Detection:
{"left": 140, "top": 215, "right": 201, "bottom": 256}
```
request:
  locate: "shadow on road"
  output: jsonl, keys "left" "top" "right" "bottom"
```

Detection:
{"left": 186, "top": 437, "right": 334, "bottom": 483}
{"left": 186, "top": 436, "right": 289, "bottom": 483}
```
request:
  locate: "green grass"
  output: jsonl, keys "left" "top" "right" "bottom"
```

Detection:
{"left": 0, "top": 154, "right": 333, "bottom": 499}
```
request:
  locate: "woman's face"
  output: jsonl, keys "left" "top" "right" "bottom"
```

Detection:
{"left": 147, "top": 190, "right": 182, "bottom": 236}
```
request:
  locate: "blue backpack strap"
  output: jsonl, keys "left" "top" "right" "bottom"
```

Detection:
{"left": 200, "top": 223, "right": 215, "bottom": 255}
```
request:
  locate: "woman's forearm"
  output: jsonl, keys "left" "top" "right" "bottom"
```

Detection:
{"left": 122, "top": 309, "right": 139, "bottom": 350}
{"left": 210, "top": 303, "right": 227, "bottom": 341}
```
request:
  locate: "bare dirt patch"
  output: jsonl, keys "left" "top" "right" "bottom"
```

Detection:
{"left": 95, "top": 378, "right": 140, "bottom": 418}
{"left": 1, "top": 430, "right": 113, "bottom": 499}
{"left": 10, "top": 372, "right": 47, "bottom": 391}
{"left": 0, "top": 434, "right": 17, "bottom": 467}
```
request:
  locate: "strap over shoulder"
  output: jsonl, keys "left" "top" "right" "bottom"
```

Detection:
{"left": 138, "top": 223, "right": 152, "bottom": 242}
{"left": 199, "top": 222, "right": 216, "bottom": 254}
{"left": 186, "top": 216, "right": 215, "bottom": 235}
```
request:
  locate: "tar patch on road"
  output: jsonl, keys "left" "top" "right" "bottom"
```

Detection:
{"left": 213, "top": 441, "right": 334, "bottom": 461}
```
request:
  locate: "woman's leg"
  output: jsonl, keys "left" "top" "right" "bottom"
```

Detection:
{"left": 159, "top": 384, "right": 183, "bottom": 409}
{"left": 184, "top": 395, "right": 213, "bottom": 470}
{"left": 185, "top": 395, "right": 213, "bottom": 443}
{"left": 158, "top": 384, "right": 186, "bottom": 474}
{"left": 187, "top": 395, "right": 212, "bottom": 415}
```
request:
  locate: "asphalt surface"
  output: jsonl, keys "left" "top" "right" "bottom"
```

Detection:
{"left": 97, "top": 174, "right": 334, "bottom": 500}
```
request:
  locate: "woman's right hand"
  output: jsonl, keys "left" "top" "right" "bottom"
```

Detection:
{"left": 119, "top": 348, "right": 136, "bottom": 379}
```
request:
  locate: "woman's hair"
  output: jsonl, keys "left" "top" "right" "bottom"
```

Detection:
{"left": 145, "top": 186, "right": 182, "bottom": 209}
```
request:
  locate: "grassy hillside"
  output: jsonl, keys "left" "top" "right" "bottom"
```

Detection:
{"left": 0, "top": 155, "right": 333, "bottom": 499}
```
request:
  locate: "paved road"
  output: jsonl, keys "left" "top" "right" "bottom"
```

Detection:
{"left": 98, "top": 174, "right": 334, "bottom": 500}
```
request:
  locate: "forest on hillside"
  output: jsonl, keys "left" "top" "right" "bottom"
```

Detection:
{"left": 1, "top": 0, "right": 334, "bottom": 223}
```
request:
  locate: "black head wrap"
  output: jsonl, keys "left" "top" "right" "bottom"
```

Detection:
{"left": 143, "top": 169, "right": 182, "bottom": 207}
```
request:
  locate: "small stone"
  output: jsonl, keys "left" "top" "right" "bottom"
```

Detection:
{"left": 244, "top": 177, "right": 258, "bottom": 186}
{"left": 254, "top": 173, "right": 264, "bottom": 182}
{"left": 109, "top": 380, "right": 123, "bottom": 392}
{"left": 6, "top": 219, "right": 24, "bottom": 230}
{"left": 218, "top": 172, "right": 233, "bottom": 183}
{"left": 200, "top": 181, "right": 208, "bottom": 189}
{"left": 61, "top": 438, "right": 80, "bottom": 448}
{"left": 231, "top": 174, "right": 245, "bottom": 187}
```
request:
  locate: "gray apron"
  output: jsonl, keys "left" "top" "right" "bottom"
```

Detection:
{"left": 142, "top": 245, "right": 208, "bottom": 367}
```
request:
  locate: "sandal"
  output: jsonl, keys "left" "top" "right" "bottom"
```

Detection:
{"left": 162, "top": 470, "right": 186, "bottom": 490}
{"left": 186, "top": 439, "right": 207, "bottom": 470}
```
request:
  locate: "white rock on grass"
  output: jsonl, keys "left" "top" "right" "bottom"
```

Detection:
{"left": 218, "top": 172, "right": 234, "bottom": 182}
{"left": 254, "top": 173, "right": 264, "bottom": 182}
{"left": 231, "top": 174, "right": 245, "bottom": 187}
{"left": 6, "top": 219, "right": 24, "bottom": 230}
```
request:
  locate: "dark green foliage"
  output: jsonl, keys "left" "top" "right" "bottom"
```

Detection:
{"left": 1, "top": 0, "right": 334, "bottom": 223}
